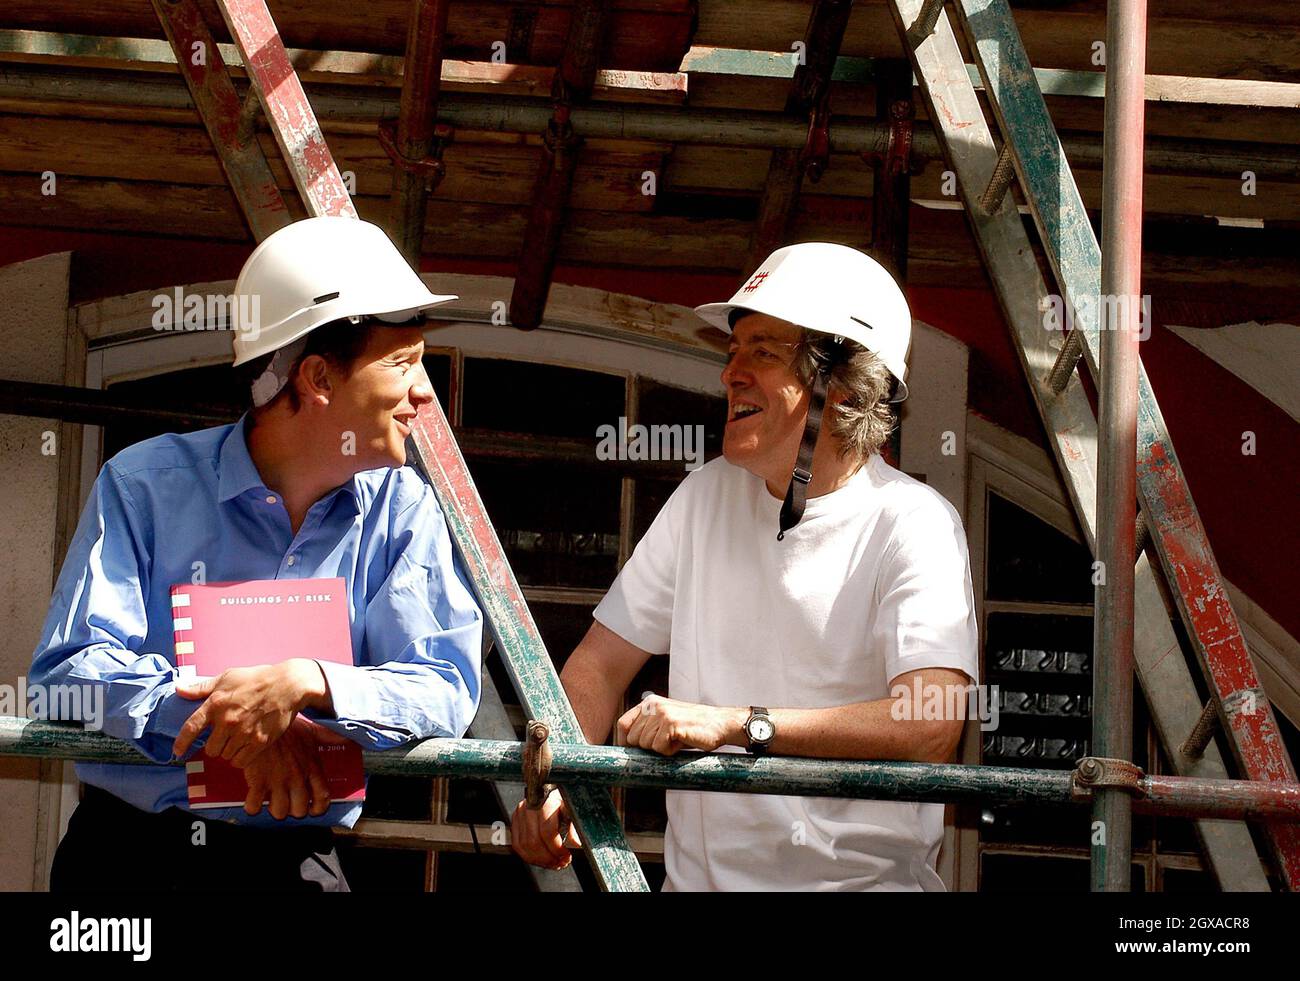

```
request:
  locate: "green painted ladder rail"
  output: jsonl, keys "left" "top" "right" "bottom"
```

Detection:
{"left": 144, "top": 0, "right": 648, "bottom": 891}
{"left": 887, "top": 0, "right": 1297, "bottom": 889}
{"left": 8, "top": 718, "right": 1300, "bottom": 823}
{"left": 403, "top": 403, "right": 647, "bottom": 891}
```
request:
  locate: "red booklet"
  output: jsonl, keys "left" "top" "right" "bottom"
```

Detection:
{"left": 169, "top": 577, "right": 366, "bottom": 810}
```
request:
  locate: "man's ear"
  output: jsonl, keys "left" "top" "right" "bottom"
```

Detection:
{"left": 295, "top": 354, "right": 333, "bottom": 407}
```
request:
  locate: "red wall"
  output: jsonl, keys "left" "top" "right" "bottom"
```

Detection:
{"left": 3, "top": 225, "right": 1296, "bottom": 642}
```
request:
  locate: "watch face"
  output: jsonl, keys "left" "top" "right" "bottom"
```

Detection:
{"left": 748, "top": 717, "right": 775, "bottom": 743}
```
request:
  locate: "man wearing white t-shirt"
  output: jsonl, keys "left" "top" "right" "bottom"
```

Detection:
{"left": 512, "top": 243, "right": 979, "bottom": 890}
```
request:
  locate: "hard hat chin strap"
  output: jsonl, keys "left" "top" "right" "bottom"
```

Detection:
{"left": 777, "top": 360, "right": 832, "bottom": 541}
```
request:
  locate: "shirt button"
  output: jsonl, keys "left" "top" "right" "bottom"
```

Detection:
{"left": 265, "top": 495, "right": 277, "bottom": 504}
{"left": 286, "top": 556, "right": 296, "bottom": 567}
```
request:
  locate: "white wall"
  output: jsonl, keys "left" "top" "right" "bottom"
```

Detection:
{"left": 899, "top": 321, "right": 971, "bottom": 520}
{"left": 0, "top": 252, "right": 73, "bottom": 891}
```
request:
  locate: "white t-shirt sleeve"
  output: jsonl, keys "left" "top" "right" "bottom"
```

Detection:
{"left": 872, "top": 498, "right": 980, "bottom": 685}
{"left": 592, "top": 475, "right": 690, "bottom": 656}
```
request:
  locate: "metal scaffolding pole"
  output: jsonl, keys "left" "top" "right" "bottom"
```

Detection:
{"left": 384, "top": 0, "right": 452, "bottom": 264}
{"left": 5, "top": 64, "right": 1300, "bottom": 181}
{"left": 1092, "top": 0, "right": 1146, "bottom": 893}
{"left": 6, "top": 717, "right": 1300, "bottom": 823}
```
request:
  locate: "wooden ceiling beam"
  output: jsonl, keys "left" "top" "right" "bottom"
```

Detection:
{"left": 693, "top": 1, "right": 1300, "bottom": 84}
{"left": 0, "top": 1, "right": 695, "bottom": 72}
{"left": 11, "top": 30, "right": 1298, "bottom": 115}
{"left": 509, "top": 0, "right": 612, "bottom": 330}
{"left": 4, "top": 172, "right": 1296, "bottom": 305}
{"left": 747, "top": 0, "right": 854, "bottom": 269}
{"left": 386, "top": 0, "right": 452, "bottom": 262}
{"left": 0, "top": 29, "right": 690, "bottom": 105}
{"left": 6, "top": 62, "right": 1292, "bottom": 184}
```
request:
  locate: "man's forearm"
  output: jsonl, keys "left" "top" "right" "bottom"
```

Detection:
{"left": 559, "top": 654, "right": 626, "bottom": 746}
{"left": 766, "top": 699, "right": 960, "bottom": 763}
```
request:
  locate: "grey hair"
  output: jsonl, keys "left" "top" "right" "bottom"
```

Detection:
{"left": 790, "top": 330, "right": 897, "bottom": 461}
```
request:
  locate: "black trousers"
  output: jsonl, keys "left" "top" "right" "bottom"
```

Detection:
{"left": 50, "top": 784, "right": 350, "bottom": 893}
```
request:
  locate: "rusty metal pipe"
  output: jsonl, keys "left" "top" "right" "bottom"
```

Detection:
{"left": 388, "top": 0, "right": 451, "bottom": 263}
{"left": 1091, "top": 0, "right": 1146, "bottom": 894}
{"left": 7, "top": 717, "right": 1300, "bottom": 822}
{"left": 509, "top": 0, "right": 608, "bottom": 331}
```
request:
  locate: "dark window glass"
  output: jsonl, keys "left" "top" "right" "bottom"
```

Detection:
{"left": 471, "top": 461, "right": 621, "bottom": 587}
{"left": 103, "top": 364, "right": 242, "bottom": 458}
{"left": 1162, "top": 867, "right": 1217, "bottom": 893}
{"left": 986, "top": 492, "right": 1093, "bottom": 603}
{"left": 445, "top": 778, "right": 508, "bottom": 827}
{"left": 462, "top": 358, "right": 624, "bottom": 438}
{"left": 984, "top": 612, "right": 1093, "bottom": 769}
{"left": 636, "top": 379, "right": 726, "bottom": 464}
{"left": 421, "top": 353, "right": 452, "bottom": 412}
{"left": 360, "top": 775, "right": 433, "bottom": 822}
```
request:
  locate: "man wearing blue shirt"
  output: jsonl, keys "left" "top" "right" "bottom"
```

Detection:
{"left": 31, "top": 217, "right": 483, "bottom": 891}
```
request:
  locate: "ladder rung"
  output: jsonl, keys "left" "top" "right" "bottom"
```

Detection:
{"left": 979, "top": 144, "right": 1016, "bottom": 214}
{"left": 908, "top": 0, "right": 947, "bottom": 48}
{"left": 1046, "top": 328, "right": 1083, "bottom": 394}
{"left": 235, "top": 86, "right": 261, "bottom": 148}
{"left": 1179, "top": 697, "right": 1220, "bottom": 761}
{"left": 1135, "top": 511, "right": 1150, "bottom": 556}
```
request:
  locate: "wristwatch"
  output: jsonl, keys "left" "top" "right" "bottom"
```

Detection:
{"left": 744, "top": 706, "right": 775, "bottom": 755}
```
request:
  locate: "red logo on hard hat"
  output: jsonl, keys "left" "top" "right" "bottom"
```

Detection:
{"left": 742, "top": 272, "right": 768, "bottom": 293}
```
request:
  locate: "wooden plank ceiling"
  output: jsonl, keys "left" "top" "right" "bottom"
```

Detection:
{"left": 0, "top": 0, "right": 1298, "bottom": 306}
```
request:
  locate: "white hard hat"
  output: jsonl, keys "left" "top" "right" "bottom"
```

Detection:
{"left": 694, "top": 242, "right": 912, "bottom": 401}
{"left": 231, "top": 216, "right": 456, "bottom": 367}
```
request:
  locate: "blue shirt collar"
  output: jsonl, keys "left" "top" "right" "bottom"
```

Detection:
{"left": 218, "top": 413, "right": 362, "bottom": 512}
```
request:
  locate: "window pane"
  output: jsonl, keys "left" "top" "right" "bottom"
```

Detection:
{"left": 1162, "top": 867, "right": 1217, "bottom": 892}
{"left": 986, "top": 492, "right": 1093, "bottom": 604}
{"left": 445, "top": 778, "right": 506, "bottom": 827}
{"left": 636, "top": 379, "right": 725, "bottom": 465}
{"left": 422, "top": 352, "right": 452, "bottom": 413}
{"left": 462, "top": 358, "right": 624, "bottom": 437}
{"left": 471, "top": 461, "right": 621, "bottom": 587}
{"left": 361, "top": 775, "right": 433, "bottom": 822}
{"left": 103, "top": 364, "right": 242, "bottom": 458}
{"left": 462, "top": 359, "right": 625, "bottom": 588}
{"left": 985, "top": 612, "right": 1093, "bottom": 769}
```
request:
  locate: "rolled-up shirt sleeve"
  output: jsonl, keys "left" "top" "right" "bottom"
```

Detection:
{"left": 29, "top": 466, "right": 199, "bottom": 763}
{"left": 309, "top": 481, "right": 483, "bottom": 749}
